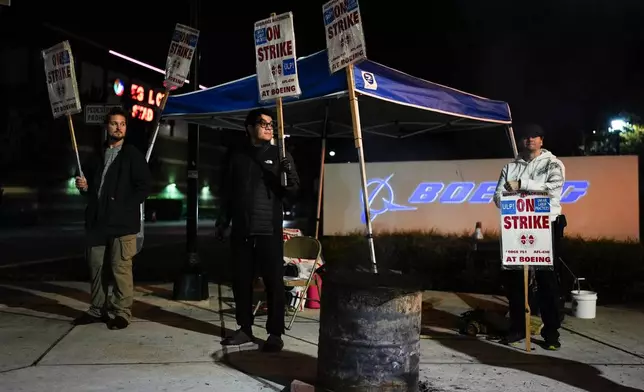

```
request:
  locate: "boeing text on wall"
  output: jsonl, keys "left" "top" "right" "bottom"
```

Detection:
{"left": 324, "top": 156, "right": 639, "bottom": 241}
{"left": 360, "top": 175, "right": 589, "bottom": 224}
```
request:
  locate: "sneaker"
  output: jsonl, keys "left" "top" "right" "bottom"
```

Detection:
{"left": 107, "top": 315, "right": 129, "bottom": 330}
{"left": 544, "top": 338, "right": 561, "bottom": 351}
{"left": 262, "top": 334, "right": 284, "bottom": 352}
{"left": 501, "top": 332, "right": 523, "bottom": 346}
{"left": 72, "top": 312, "right": 110, "bottom": 325}
{"left": 221, "top": 328, "right": 254, "bottom": 346}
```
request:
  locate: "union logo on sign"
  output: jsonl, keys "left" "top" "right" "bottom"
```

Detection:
{"left": 170, "top": 58, "right": 181, "bottom": 72}
{"left": 340, "top": 35, "right": 352, "bottom": 48}
{"left": 519, "top": 232, "right": 536, "bottom": 248}
{"left": 55, "top": 83, "right": 66, "bottom": 98}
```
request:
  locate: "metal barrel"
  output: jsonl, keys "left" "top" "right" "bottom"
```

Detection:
{"left": 316, "top": 270, "right": 423, "bottom": 392}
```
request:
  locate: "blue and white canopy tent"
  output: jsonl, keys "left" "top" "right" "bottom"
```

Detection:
{"left": 161, "top": 49, "right": 517, "bottom": 237}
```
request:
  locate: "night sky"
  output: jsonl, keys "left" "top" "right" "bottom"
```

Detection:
{"left": 5, "top": 0, "right": 644, "bottom": 156}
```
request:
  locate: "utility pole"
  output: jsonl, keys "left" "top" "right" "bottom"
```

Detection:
{"left": 173, "top": 0, "right": 209, "bottom": 301}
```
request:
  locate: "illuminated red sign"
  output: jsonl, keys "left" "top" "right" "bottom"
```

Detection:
{"left": 132, "top": 104, "right": 155, "bottom": 122}
{"left": 129, "top": 83, "right": 165, "bottom": 122}
{"left": 130, "top": 83, "right": 165, "bottom": 107}
{"left": 111, "top": 79, "right": 165, "bottom": 123}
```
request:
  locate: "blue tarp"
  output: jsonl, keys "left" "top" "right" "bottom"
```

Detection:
{"left": 162, "top": 50, "right": 512, "bottom": 138}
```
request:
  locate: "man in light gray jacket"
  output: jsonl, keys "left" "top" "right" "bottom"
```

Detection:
{"left": 494, "top": 123, "right": 566, "bottom": 350}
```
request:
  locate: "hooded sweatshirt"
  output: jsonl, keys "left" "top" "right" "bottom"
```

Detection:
{"left": 493, "top": 149, "right": 566, "bottom": 218}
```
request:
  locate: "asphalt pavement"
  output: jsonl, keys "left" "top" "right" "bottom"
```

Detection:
{"left": 2, "top": 222, "right": 644, "bottom": 391}
{"left": 0, "top": 220, "right": 230, "bottom": 283}
{"left": 1, "top": 283, "right": 643, "bottom": 392}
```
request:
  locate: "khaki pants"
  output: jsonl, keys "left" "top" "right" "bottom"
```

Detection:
{"left": 86, "top": 234, "right": 137, "bottom": 322}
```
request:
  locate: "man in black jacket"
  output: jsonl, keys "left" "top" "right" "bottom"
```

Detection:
{"left": 215, "top": 108, "right": 299, "bottom": 352}
{"left": 73, "top": 107, "right": 152, "bottom": 330}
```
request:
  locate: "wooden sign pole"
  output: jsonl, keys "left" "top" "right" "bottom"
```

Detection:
{"left": 524, "top": 264, "right": 531, "bottom": 352}
{"left": 271, "top": 12, "right": 288, "bottom": 187}
{"left": 346, "top": 64, "right": 378, "bottom": 274}
{"left": 66, "top": 113, "right": 83, "bottom": 178}
{"left": 145, "top": 89, "right": 171, "bottom": 162}
{"left": 276, "top": 95, "right": 287, "bottom": 186}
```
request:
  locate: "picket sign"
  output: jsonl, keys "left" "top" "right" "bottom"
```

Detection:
{"left": 500, "top": 191, "right": 554, "bottom": 352}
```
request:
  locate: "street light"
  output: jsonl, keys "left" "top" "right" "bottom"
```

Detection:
{"left": 609, "top": 119, "right": 630, "bottom": 133}
{"left": 329, "top": 150, "right": 336, "bottom": 157}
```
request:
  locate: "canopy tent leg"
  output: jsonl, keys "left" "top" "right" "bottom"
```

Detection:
{"left": 506, "top": 125, "right": 519, "bottom": 158}
{"left": 314, "top": 105, "right": 330, "bottom": 239}
{"left": 347, "top": 64, "right": 378, "bottom": 274}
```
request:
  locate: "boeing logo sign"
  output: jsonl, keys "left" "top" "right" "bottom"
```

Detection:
{"left": 361, "top": 174, "right": 417, "bottom": 223}
{"left": 360, "top": 174, "right": 590, "bottom": 223}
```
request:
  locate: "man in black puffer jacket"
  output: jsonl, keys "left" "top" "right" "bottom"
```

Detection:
{"left": 215, "top": 108, "right": 299, "bottom": 352}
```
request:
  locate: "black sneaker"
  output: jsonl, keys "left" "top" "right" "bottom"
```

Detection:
{"left": 72, "top": 312, "right": 110, "bottom": 325}
{"left": 221, "top": 329, "right": 254, "bottom": 346}
{"left": 262, "top": 334, "right": 284, "bottom": 352}
{"left": 544, "top": 338, "right": 561, "bottom": 351}
{"left": 107, "top": 315, "right": 129, "bottom": 330}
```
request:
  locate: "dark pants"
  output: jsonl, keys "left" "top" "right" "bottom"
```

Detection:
{"left": 505, "top": 217, "right": 565, "bottom": 341}
{"left": 231, "top": 233, "right": 285, "bottom": 336}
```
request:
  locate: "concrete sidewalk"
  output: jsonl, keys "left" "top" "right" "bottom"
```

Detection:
{"left": 0, "top": 282, "right": 643, "bottom": 391}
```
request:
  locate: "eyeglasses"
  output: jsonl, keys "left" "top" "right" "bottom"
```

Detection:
{"left": 256, "top": 120, "right": 275, "bottom": 129}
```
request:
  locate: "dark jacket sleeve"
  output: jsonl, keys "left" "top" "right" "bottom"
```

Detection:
{"left": 128, "top": 146, "right": 152, "bottom": 205}
{"left": 215, "top": 150, "right": 234, "bottom": 228}
{"left": 281, "top": 151, "right": 299, "bottom": 202}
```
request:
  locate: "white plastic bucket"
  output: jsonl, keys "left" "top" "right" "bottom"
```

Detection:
{"left": 571, "top": 290, "right": 598, "bottom": 319}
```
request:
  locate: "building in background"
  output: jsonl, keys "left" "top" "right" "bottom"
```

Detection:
{"left": 0, "top": 21, "right": 231, "bottom": 226}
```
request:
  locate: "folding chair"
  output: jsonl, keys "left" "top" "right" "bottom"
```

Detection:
{"left": 253, "top": 235, "right": 322, "bottom": 330}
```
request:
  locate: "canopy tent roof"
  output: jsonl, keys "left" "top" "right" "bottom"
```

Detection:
{"left": 162, "top": 50, "right": 513, "bottom": 139}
